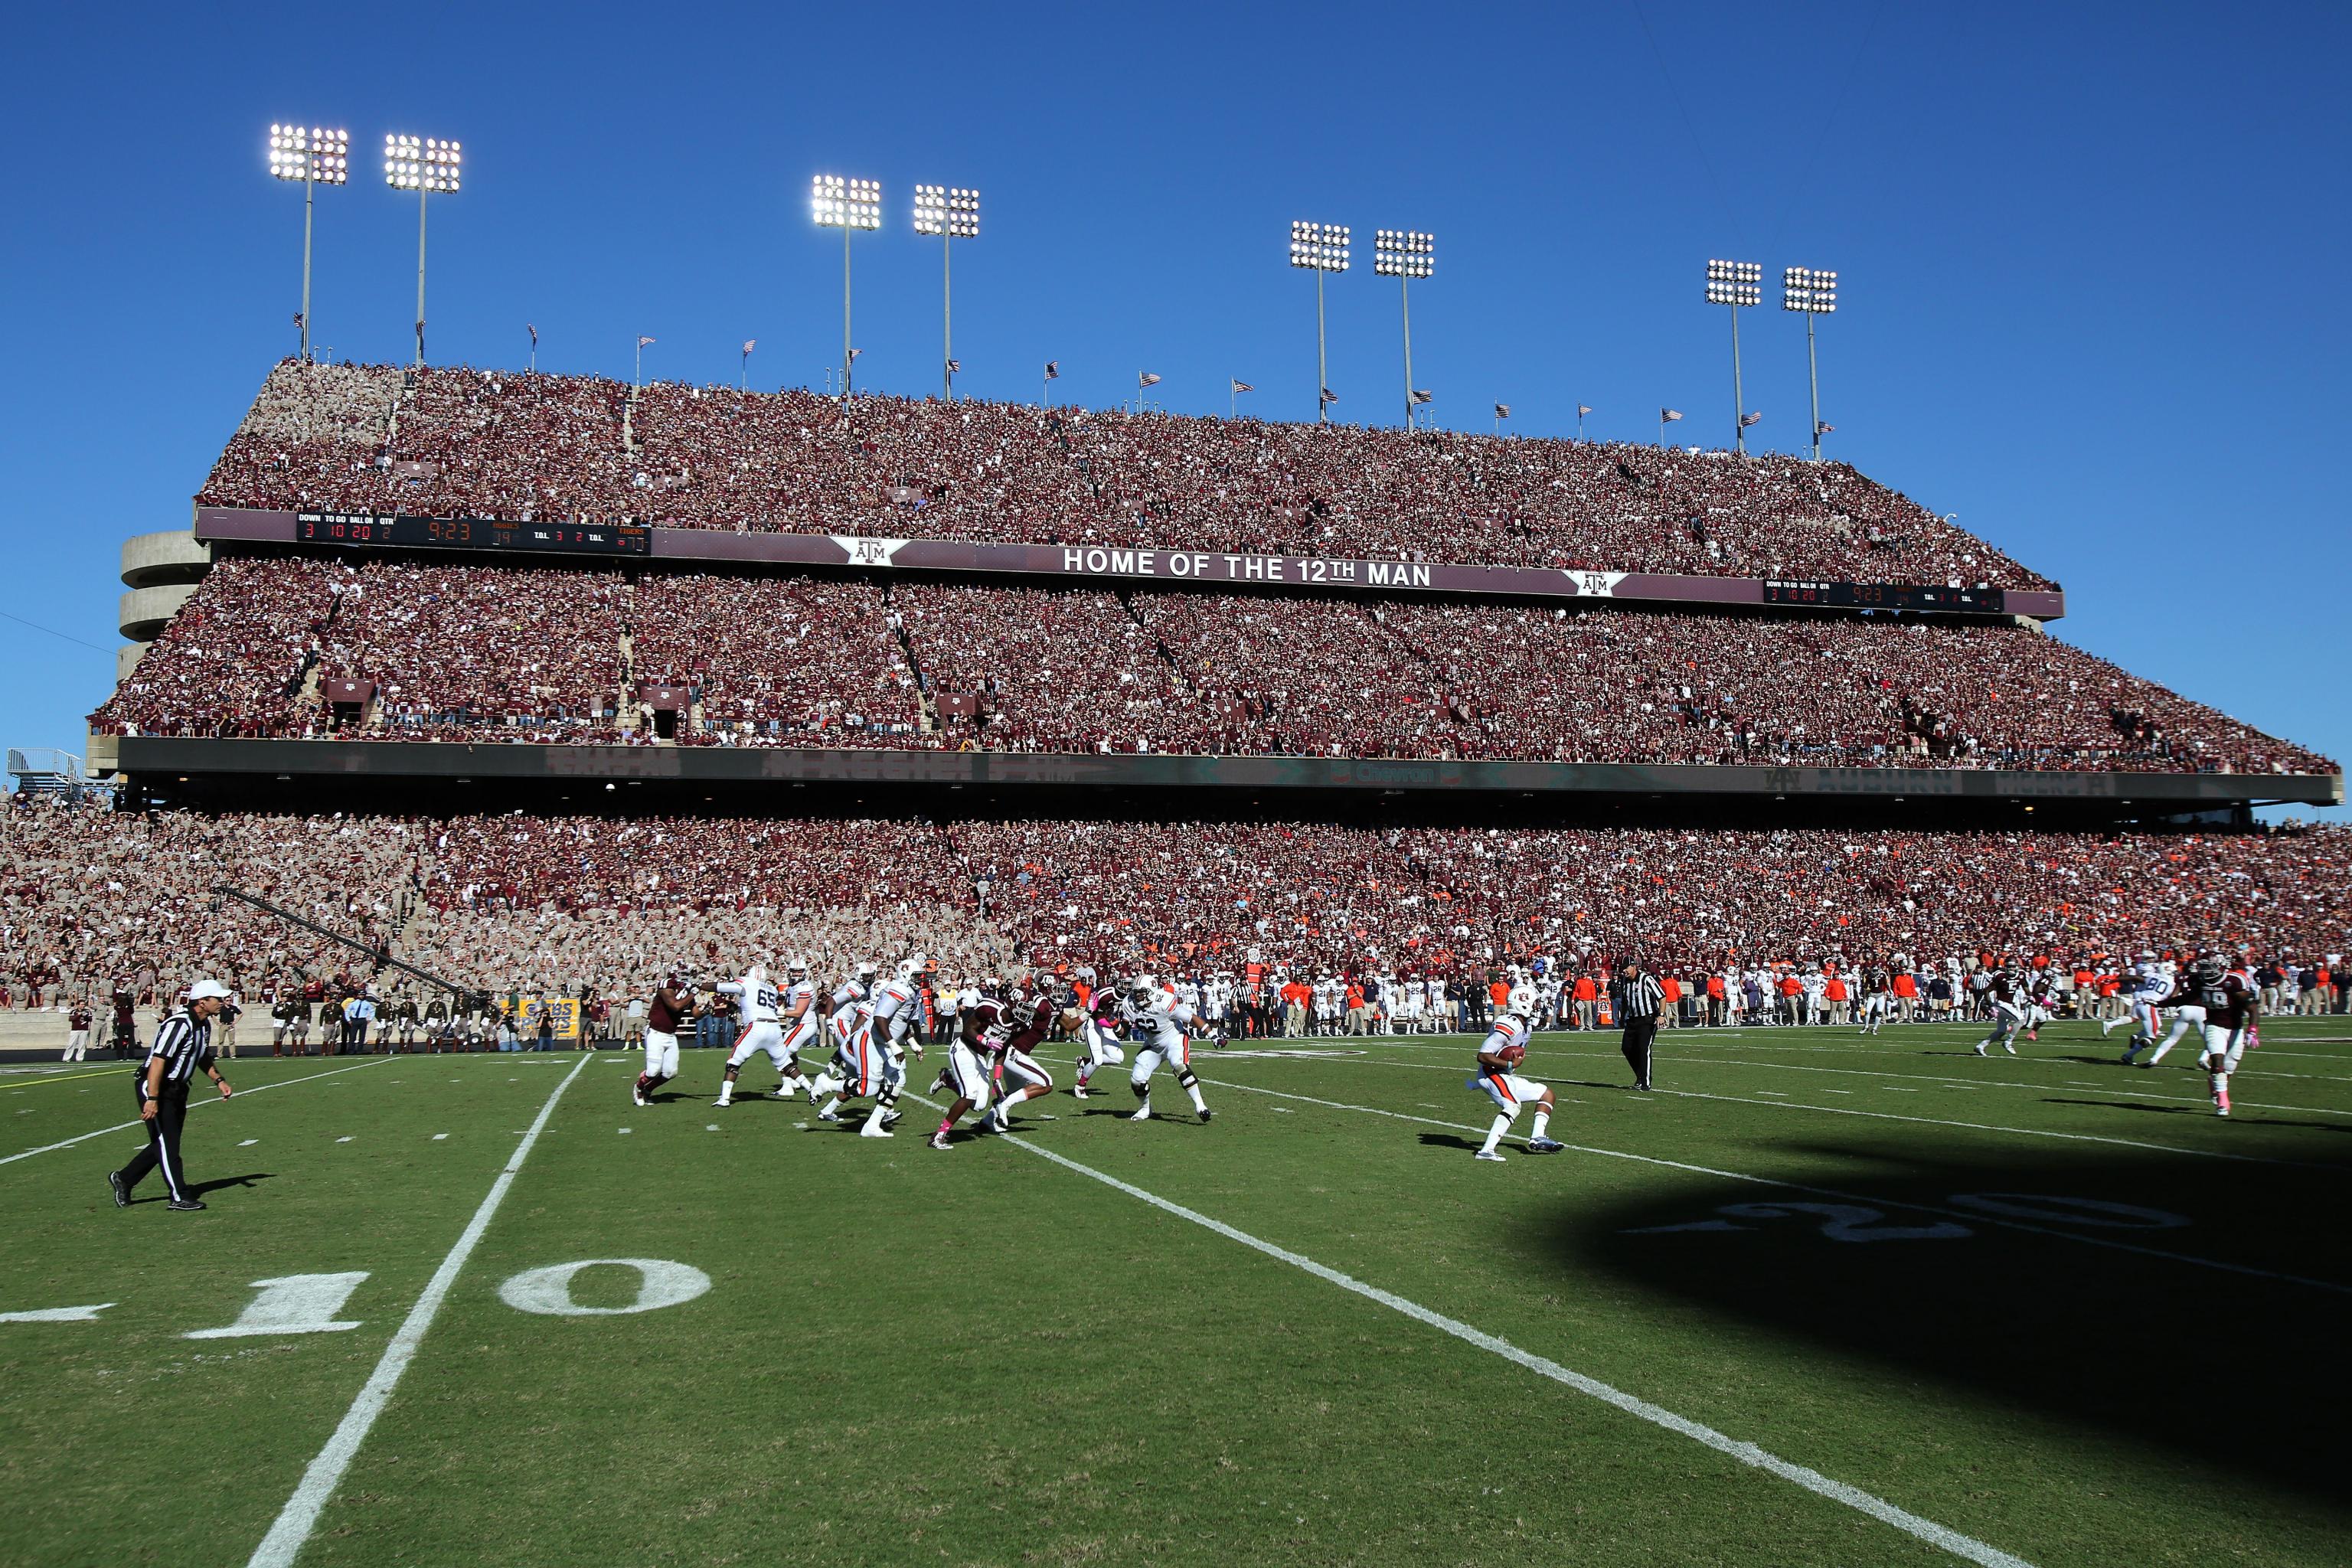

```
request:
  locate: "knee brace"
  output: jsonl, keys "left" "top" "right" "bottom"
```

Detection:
{"left": 1132, "top": 1080, "right": 1151, "bottom": 1099}
{"left": 1176, "top": 1069, "right": 1198, "bottom": 1090}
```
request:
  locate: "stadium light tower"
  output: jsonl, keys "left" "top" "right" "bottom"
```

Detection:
{"left": 1704, "top": 259, "right": 1762, "bottom": 455}
{"left": 1374, "top": 230, "right": 1434, "bottom": 430}
{"left": 812, "top": 175, "right": 880, "bottom": 397}
{"left": 268, "top": 125, "right": 347, "bottom": 364}
{"left": 1290, "top": 220, "right": 1349, "bottom": 424}
{"left": 913, "top": 185, "right": 978, "bottom": 401}
{"left": 1782, "top": 265, "right": 1839, "bottom": 462}
{"left": 384, "top": 135, "right": 461, "bottom": 367}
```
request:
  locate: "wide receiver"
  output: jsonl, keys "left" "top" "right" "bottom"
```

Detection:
{"left": 2182, "top": 952, "right": 2260, "bottom": 1116}
{"left": 1468, "top": 985, "right": 1566, "bottom": 1161}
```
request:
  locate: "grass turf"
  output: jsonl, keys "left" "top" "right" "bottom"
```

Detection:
{"left": 3, "top": 1018, "right": 2349, "bottom": 1567}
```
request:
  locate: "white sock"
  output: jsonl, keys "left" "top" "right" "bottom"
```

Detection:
{"left": 716, "top": 1083, "right": 733, "bottom": 1104}
{"left": 1187, "top": 1083, "right": 1208, "bottom": 1112}
{"left": 1480, "top": 1112, "right": 1511, "bottom": 1155}
{"left": 818, "top": 1095, "right": 842, "bottom": 1116}
{"left": 1530, "top": 1109, "right": 1551, "bottom": 1141}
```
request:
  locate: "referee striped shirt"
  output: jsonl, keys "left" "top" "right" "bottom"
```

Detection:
{"left": 1619, "top": 972, "right": 1665, "bottom": 1021}
{"left": 141, "top": 1008, "right": 214, "bottom": 1095}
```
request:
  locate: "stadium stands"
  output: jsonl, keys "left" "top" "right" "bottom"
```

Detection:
{"left": 93, "top": 557, "right": 2332, "bottom": 775}
{"left": 5, "top": 796, "right": 2344, "bottom": 1007}
{"left": 195, "top": 361, "right": 2054, "bottom": 590}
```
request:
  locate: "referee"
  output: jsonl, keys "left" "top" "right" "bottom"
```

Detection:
{"left": 1616, "top": 959, "right": 1664, "bottom": 1093}
{"left": 107, "top": 979, "right": 236, "bottom": 1212}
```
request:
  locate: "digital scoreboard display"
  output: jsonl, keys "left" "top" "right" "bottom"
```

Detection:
{"left": 1762, "top": 580, "right": 2006, "bottom": 614}
{"left": 294, "top": 512, "right": 651, "bottom": 557}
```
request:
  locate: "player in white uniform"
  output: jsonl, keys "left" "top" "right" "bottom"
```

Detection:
{"left": 712, "top": 962, "right": 815, "bottom": 1107}
{"left": 1468, "top": 986, "right": 1565, "bottom": 1161}
{"left": 2107, "top": 953, "right": 2172, "bottom": 1063}
{"left": 851, "top": 956, "right": 928, "bottom": 1138}
{"left": 813, "top": 961, "right": 880, "bottom": 1126}
{"left": 1122, "top": 973, "right": 1217, "bottom": 1122}
{"left": 929, "top": 975, "right": 1005, "bottom": 1148}
{"left": 2138, "top": 956, "right": 2210, "bottom": 1067}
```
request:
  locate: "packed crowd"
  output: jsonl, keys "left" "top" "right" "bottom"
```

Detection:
{"left": 94, "top": 558, "right": 2330, "bottom": 775}
{"left": 7, "top": 797, "right": 2346, "bottom": 1025}
{"left": 195, "top": 361, "right": 2053, "bottom": 589}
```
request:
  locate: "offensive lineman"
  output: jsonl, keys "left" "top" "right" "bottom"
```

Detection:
{"left": 1468, "top": 985, "right": 1566, "bottom": 1161}
{"left": 1122, "top": 972, "right": 1218, "bottom": 1123}
{"left": 712, "top": 962, "right": 815, "bottom": 1108}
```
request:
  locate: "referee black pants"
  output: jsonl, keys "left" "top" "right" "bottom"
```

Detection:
{"left": 119, "top": 1088, "right": 191, "bottom": 1203}
{"left": 1621, "top": 1017, "right": 1658, "bottom": 1089}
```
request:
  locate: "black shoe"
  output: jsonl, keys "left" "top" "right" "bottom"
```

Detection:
{"left": 1634, "top": 1082, "right": 1652, "bottom": 1092}
{"left": 1198, "top": 1107, "right": 1214, "bottom": 1123}
{"left": 167, "top": 1198, "right": 207, "bottom": 1212}
{"left": 107, "top": 1170, "right": 130, "bottom": 1207}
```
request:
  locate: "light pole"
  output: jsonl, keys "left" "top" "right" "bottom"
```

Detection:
{"left": 384, "top": 135, "right": 461, "bottom": 368}
{"left": 268, "top": 125, "right": 347, "bottom": 364}
{"left": 812, "top": 175, "right": 880, "bottom": 397}
{"left": 1289, "top": 220, "right": 1348, "bottom": 423}
{"left": 1374, "top": 230, "right": 1433, "bottom": 428}
{"left": 913, "top": 185, "right": 978, "bottom": 400}
{"left": 1705, "top": 259, "right": 1761, "bottom": 454}
{"left": 1782, "top": 265, "right": 1839, "bottom": 462}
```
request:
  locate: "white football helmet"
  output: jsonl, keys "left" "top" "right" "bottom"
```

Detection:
{"left": 1506, "top": 984, "right": 1539, "bottom": 1018}
{"left": 1130, "top": 972, "right": 1157, "bottom": 998}
{"left": 895, "top": 956, "right": 923, "bottom": 982}
{"left": 786, "top": 958, "right": 808, "bottom": 979}
{"left": 856, "top": 961, "right": 878, "bottom": 982}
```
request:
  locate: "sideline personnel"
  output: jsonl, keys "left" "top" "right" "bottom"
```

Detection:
{"left": 108, "top": 979, "right": 236, "bottom": 1212}
{"left": 1616, "top": 959, "right": 1664, "bottom": 1093}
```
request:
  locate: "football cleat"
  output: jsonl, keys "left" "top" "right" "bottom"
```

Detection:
{"left": 815, "top": 1106, "right": 841, "bottom": 1122}
{"left": 2003, "top": 1042, "right": 2018, "bottom": 1055}
{"left": 106, "top": 1170, "right": 129, "bottom": 1208}
{"left": 632, "top": 1087, "right": 648, "bottom": 1108}
{"left": 1197, "top": 1107, "right": 1214, "bottom": 1123}
{"left": 2214, "top": 1087, "right": 2232, "bottom": 1117}
{"left": 1973, "top": 1044, "right": 1988, "bottom": 1057}
{"left": 881, "top": 1109, "right": 901, "bottom": 1127}
{"left": 927, "top": 1132, "right": 952, "bottom": 1151}
{"left": 2118, "top": 1046, "right": 2139, "bottom": 1063}
{"left": 1526, "top": 1138, "right": 1565, "bottom": 1154}
{"left": 860, "top": 1122, "right": 893, "bottom": 1138}
{"left": 1071, "top": 1084, "right": 1090, "bottom": 1099}
{"left": 1474, "top": 1149, "right": 1507, "bottom": 1162}
{"left": 1128, "top": 1107, "right": 1152, "bottom": 1122}
{"left": 168, "top": 1198, "right": 207, "bottom": 1212}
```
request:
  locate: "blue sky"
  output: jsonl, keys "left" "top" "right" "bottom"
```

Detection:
{"left": 3, "top": 2, "right": 2344, "bottom": 809}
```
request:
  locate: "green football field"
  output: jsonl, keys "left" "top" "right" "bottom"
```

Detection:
{"left": 6, "top": 1017, "right": 2350, "bottom": 1568}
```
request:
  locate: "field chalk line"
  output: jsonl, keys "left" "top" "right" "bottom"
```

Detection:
{"left": 245, "top": 1052, "right": 592, "bottom": 1568}
{"left": 0, "top": 1057, "right": 397, "bottom": 1169}
{"left": 916, "top": 1091, "right": 2034, "bottom": 1568}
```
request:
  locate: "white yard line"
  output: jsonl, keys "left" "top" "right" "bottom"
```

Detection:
{"left": 910, "top": 1089, "right": 2034, "bottom": 1568}
{"left": 0, "top": 1057, "right": 397, "bottom": 1169}
{"left": 245, "top": 1053, "right": 592, "bottom": 1568}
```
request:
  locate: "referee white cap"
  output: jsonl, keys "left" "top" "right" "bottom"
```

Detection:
{"left": 188, "top": 978, "right": 233, "bottom": 1001}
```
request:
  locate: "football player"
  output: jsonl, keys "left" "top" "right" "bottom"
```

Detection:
{"left": 814, "top": 961, "right": 880, "bottom": 1128}
{"left": 982, "top": 975, "right": 1057, "bottom": 1132}
{"left": 2109, "top": 951, "right": 2172, "bottom": 1063}
{"left": 1122, "top": 972, "right": 1217, "bottom": 1123}
{"left": 2186, "top": 953, "right": 2259, "bottom": 1116}
{"left": 1971, "top": 965, "right": 2029, "bottom": 1057}
{"left": 851, "top": 956, "right": 927, "bottom": 1138}
{"left": 930, "top": 975, "right": 1004, "bottom": 1149}
{"left": 632, "top": 969, "right": 694, "bottom": 1107}
{"left": 712, "top": 961, "right": 808, "bottom": 1108}
{"left": 1469, "top": 985, "right": 1564, "bottom": 1161}
{"left": 1070, "top": 967, "right": 1128, "bottom": 1099}
{"left": 1857, "top": 963, "right": 1893, "bottom": 1036}
{"left": 2138, "top": 956, "right": 2213, "bottom": 1067}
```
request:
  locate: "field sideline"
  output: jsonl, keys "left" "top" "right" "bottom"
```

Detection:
{"left": 5, "top": 1019, "right": 2349, "bottom": 1567}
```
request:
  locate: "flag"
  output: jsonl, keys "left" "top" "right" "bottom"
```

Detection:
{"left": 1577, "top": 403, "right": 1592, "bottom": 417}
{"left": 292, "top": 312, "right": 305, "bottom": 329}
{"left": 1231, "top": 379, "right": 1253, "bottom": 394}
{"left": 1138, "top": 371, "right": 1161, "bottom": 388}
{"left": 945, "top": 358, "right": 960, "bottom": 373}
{"left": 1740, "top": 411, "right": 1763, "bottom": 428}
{"left": 850, "top": 348, "right": 864, "bottom": 360}
{"left": 638, "top": 335, "right": 655, "bottom": 348}
{"left": 1044, "top": 360, "right": 1060, "bottom": 380}
{"left": 1661, "top": 408, "right": 1683, "bottom": 423}
{"left": 1815, "top": 420, "right": 1835, "bottom": 435}
{"left": 528, "top": 323, "right": 537, "bottom": 346}
{"left": 742, "top": 339, "right": 756, "bottom": 355}
{"left": 1494, "top": 403, "right": 1511, "bottom": 419}
{"left": 1320, "top": 386, "right": 1338, "bottom": 403}
{"left": 1410, "top": 389, "right": 1433, "bottom": 405}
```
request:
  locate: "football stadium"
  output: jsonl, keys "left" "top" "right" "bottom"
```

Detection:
{"left": 8, "top": 13, "right": 2351, "bottom": 1568}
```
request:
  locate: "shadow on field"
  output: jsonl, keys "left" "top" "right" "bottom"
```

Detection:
{"left": 2043, "top": 1098, "right": 2352, "bottom": 1135}
{"left": 189, "top": 1171, "right": 273, "bottom": 1197}
{"left": 1557, "top": 1142, "right": 2352, "bottom": 1508}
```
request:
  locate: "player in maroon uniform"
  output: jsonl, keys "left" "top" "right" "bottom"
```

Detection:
{"left": 2185, "top": 953, "right": 2261, "bottom": 1117}
{"left": 1070, "top": 970, "right": 1128, "bottom": 1099}
{"left": 981, "top": 975, "right": 1057, "bottom": 1133}
{"left": 929, "top": 977, "right": 1007, "bottom": 1150}
{"left": 633, "top": 972, "right": 694, "bottom": 1107}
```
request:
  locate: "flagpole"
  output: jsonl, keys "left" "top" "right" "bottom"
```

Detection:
{"left": 1315, "top": 266, "right": 1328, "bottom": 426}
{"left": 414, "top": 180, "right": 428, "bottom": 368}
{"left": 942, "top": 231, "right": 952, "bottom": 401}
{"left": 300, "top": 162, "right": 314, "bottom": 364}
{"left": 1730, "top": 302, "right": 1746, "bottom": 456}
{"left": 843, "top": 220, "right": 853, "bottom": 397}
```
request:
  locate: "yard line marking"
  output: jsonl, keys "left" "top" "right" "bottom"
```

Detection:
{"left": 335, "top": 1137, "right": 353, "bottom": 1144}
{"left": 245, "top": 1052, "right": 591, "bottom": 1568}
{"left": 916, "top": 1093, "right": 2034, "bottom": 1568}
{"left": 0, "top": 1058, "right": 395, "bottom": 1169}
{"left": 240, "top": 1139, "right": 260, "bottom": 1147}
{"left": 431, "top": 1134, "right": 447, "bottom": 1141}
{"left": 0, "top": 1067, "right": 137, "bottom": 1089}
{"left": 1184, "top": 1076, "right": 2352, "bottom": 1298}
